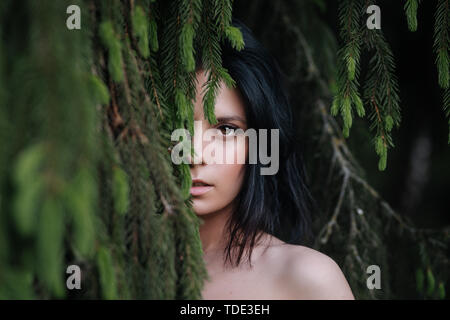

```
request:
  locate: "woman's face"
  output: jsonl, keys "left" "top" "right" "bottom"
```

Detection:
{"left": 189, "top": 70, "right": 248, "bottom": 216}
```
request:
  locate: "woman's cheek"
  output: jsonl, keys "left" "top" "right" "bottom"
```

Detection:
{"left": 193, "top": 135, "right": 247, "bottom": 215}
{"left": 222, "top": 163, "right": 246, "bottom": 200}
{"left": 219, "top": 134, "right": 247, "bottom": 164}
{"left": 222, "top": 136, "right": 246, "bottom": 185}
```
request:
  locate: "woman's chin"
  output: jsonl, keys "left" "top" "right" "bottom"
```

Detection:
{"left": 190, "top": 202, "right": 208, "bottom": 216}
{"left": 191, "top": 202, "right": 217, "bottom": 216}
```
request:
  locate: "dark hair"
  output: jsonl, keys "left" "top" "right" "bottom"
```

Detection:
{"left": 195, "top": 18, "right": 316, "bottom": 268}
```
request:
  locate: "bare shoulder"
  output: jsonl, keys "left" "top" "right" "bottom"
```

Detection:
{"left": 260, "top": 235, "right": 355, "bottom": 300}
{"left": 280, "top": 243, "right": 355, "bottom": 300}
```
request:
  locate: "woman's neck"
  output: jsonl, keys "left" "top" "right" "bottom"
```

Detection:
{"left": 198, "top": 202, "right": 235, "bottom": 256}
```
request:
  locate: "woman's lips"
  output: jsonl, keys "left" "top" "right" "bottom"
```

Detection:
{"left": 190, "top": 185, "right": 214, "bottom": 196}
{"left": 191, "top": 178, "right": 213, "bottom": 196}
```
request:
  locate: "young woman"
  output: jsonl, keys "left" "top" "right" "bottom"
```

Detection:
{"left": 189, "top": 18, "right": 354, "bottom": 300}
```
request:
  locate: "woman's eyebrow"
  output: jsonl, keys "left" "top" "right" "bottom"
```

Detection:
{"left": 216, "top": 116, "right": 247, "bottom": 124}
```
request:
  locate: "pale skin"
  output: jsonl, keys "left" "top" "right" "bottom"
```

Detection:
{"left": 189, "top": 69, "right": 355, "bottom": 300}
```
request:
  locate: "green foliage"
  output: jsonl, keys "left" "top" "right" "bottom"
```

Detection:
{"left": 12, "top": 143, "right": 45, "bottom": 237}
{"left": 89, "top": 75, "right": 110, "bottom": 105}
{"left": 180, "top": 22, "right": 195, "bottom": 72}
{"left": 149, "top": 18, "right": 159, "bottom": 52}
{"left": 224, "top": 25, "right": 245, "bottom": 50}
{"left": 333, "top": 0, "right": 402, "bottom": 171}
{"left": 99, "top": 21, "right": 124, "bottom": 82}
{"left": 445, "top": 88, "right": 450, "bottom": 143}
{"left": 97, "top": 246, "right": 118, "bottom": 299}
{"left": 195, "top": 0, "right": 240, "bottom": 125}
{"left": 112, "top": 166, "right": 130, "bottom": 216}
{"left": 415, "top": 242, "right": 448, "bottom": 299}
{"left": 405, "top": 0, "right": 420, "bottom": 31}
{"left": 405, "top": 0, "right": 450, "bottom": 144}
{"left": 415, "top": 266, "right": 447, "bottom": 299}
{"left": 434, "top": 0, "right": 449, "bottom": 89}
{"left": 333, "top": 0, "right": 365, "bottom": 140}
{"left": 438, "top": 282, "right": 446, "bottom": 299}
{"left": 426, "top": 267, "right": 436, "bottom": 296}
{"left": 180, "top": 162, "right": 192, "bottom": 200}
{"left": 132, "top": 5, "right": 150, "bottom": 58}
{"left": 0, "top": 269, "right": 36, "bottom": 300}
{"left": 64, "top": 167, "right": 97, "bottom": 258}
{"left": 37, "top": 196, "right": 65, "bottom": 298}
{"left": 1, "top": 0, "right": 109, "bottom": 299}
{"left": 175, "top": 88, "right": 189, "bottom": 121}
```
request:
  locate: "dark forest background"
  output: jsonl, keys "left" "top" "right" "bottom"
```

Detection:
{"left": 235, "top": 0, "right": 450, "bottom": 229}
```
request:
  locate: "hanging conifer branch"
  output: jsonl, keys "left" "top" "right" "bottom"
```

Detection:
{"left": 445, "top": 88, "right": 450, "bottom": 142}
{"left": 333, "top": 0, "right": 402, "bottom": 171}
{"left": 0, "top": 0, "right": 107, "bottom": 298}
{"left": 434, "top": 0, "right": 449, "bottom": 89}
{"left": 405, "top": 0, "right": 421, "bottom": 31}
{"left": 196, "top": 0, "right": 236, "bottom": 125}
{"left": 434, "top": 0, "right": 450, "bottom": 141}
{"left": 405, "top": 0, "right": 450, "bottom": 142}
{"left": 332, "top": 0, "right": 365, "bottom": 140}
{"left": 93, "top": 0, "right": 208, "bottom": 299}
{"left": 361, "top": 15, "right": 401, "bottom": 171}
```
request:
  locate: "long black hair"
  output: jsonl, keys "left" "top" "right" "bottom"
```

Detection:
{"left": 195, "top": 18, "right": 316, "bottom": 268}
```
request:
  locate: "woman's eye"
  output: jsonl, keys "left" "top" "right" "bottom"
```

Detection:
{"left": 218, "top": 125, "right": 237, "bottom": 136}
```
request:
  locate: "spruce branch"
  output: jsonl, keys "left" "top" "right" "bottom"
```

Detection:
{"left": 332, "top": 0, "right": 365, "bottom": 139}
{"left": 434, "top": 0, "right": 449, "bottom": 89}
{"left": 433, "top": 0, "right": 450, "bottom": 141}
{"left": 404, "top": 0, "right": 421, "bottom": 32}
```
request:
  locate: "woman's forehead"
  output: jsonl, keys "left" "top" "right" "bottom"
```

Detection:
{"left": 194, "top": 70, "right": 246, "bottom": 121}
